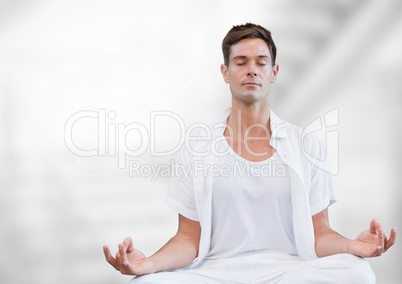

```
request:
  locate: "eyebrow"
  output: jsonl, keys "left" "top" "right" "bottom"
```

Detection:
{"left": 232, "top": 55, "right": 270, "bottom": 60}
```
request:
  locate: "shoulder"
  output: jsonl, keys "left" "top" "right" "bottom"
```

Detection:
{"left": 272, "top": 111, "right": 323, "bottom": 159}
{"left": 288, "top": 123, "right": 322, "bottom": 149}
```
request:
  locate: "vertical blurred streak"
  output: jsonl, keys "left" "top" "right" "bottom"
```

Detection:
{"left": 276, "top": 0, "right": 402, "bottom": 122}
{"left": 271, "top": 0, "right": 366, "bottom": 108}
{"left": 0, "top": 84, "right": 6, "bottom": 283}
{"left": 0, "top": 82, "right": 20, "bottom": 283}
{"left": 391, "top": 78, "right": 402, "bottom": 282}
{"left": 0, "top": 3, "right": 44, "bottom": 279}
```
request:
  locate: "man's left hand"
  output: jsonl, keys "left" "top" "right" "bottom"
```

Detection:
{"left": 348, "top": 219, "right": 396, "bottom": 258}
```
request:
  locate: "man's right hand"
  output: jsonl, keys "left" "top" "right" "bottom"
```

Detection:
{"left": 103, "top": 237, "right": 157, "bottom": 276}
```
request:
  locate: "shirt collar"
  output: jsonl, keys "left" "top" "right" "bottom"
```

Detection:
{"left": 269, "top": 109, "right": 288, "bottom": 139}
{"left": 215, "top": 107, "right": 288, "bottom": 139}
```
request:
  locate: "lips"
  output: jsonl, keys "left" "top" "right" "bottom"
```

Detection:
{"left": 243, "top": 82, "right": 260, "bottom": 86}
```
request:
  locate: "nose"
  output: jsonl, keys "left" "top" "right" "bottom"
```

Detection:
{"left": 247, "top": 62, "right": 257, "bottom": 77}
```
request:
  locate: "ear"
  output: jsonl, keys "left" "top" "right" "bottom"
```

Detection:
{"left": 220, "top": 64, "right": 230, "bottom": 84}
{"left": 271, "top": 64, "right": 279, "bottom": 83}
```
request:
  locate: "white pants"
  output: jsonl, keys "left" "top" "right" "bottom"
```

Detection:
{"left": 128, "top": 250, "right": 375, "bottom": 284}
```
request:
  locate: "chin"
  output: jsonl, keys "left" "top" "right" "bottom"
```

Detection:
{"left": 234, "top": 93, "right": 267, "bottom": 104}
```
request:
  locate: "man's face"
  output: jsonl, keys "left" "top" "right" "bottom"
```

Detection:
{"left": 221, "top": 38, "right": 279, "bottom": 104}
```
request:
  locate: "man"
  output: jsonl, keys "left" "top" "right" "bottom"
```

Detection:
{"left": 103, "top": 23, "right": 396, "bottom": 283}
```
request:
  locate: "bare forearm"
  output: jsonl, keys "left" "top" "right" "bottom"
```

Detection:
{"left": 315, "top": 229, "right": 353, "bottom": 257}
{"left": 148, "top": 235, "right": 198, "bottom": 272}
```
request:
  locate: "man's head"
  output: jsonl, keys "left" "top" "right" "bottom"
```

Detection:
{"left": 220, "top": 23, "right": 279, "bottom": 105}
{"left": 222, "top": 23, "right": 277, "bottom": 67}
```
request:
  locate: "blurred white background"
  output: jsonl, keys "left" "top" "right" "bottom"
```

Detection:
{"left": 0, "top": 0, "right": 401, "bottom": 283}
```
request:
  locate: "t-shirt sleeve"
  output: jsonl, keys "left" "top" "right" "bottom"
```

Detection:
{"left": 164, "top": 145, "right": 199, "bottom": 222}
{"left": 307, "top": 136, "right": 337, "bottom": 215}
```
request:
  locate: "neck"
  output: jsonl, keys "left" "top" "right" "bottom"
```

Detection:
{"left": 226, "top": 99, "right": 271, "bottom": 138}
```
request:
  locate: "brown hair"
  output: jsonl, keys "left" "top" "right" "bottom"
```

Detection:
{"left": 222, "top": 23, "right": 277, "bottom": 67}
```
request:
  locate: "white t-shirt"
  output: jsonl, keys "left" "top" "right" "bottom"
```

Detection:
{"left": 207, "top": 138, "right": 297, "bottom": 259}
{"left": 165, "top": 109, "right": 336, "bottom": 265}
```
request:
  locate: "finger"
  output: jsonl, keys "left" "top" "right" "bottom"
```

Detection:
{"left": 372, "top": 245, "right": 382, "bottom": 257}
{"left": 369, "top": 219, "right": 378, "bottom": 234}
{"left": 376, "top": 226, "right": 385, "bottom": 252}
{"left": 103, "top": 245, "right": 114, "bottom": 263}
{"left": 118, "top": 243, "right": 130, "bottom": 265}
{"left": 370, "top": 220, "right": 384, "bottom": 248}
{"left": 118, "top": 254, "right": 140, "bottom": 276}
{"left": 103, "top": 245, "right": 119, "bottom": 270}
{"left": 384, "top": 227, "right": 397, "bottom": 252}
{"left": 124, "top": 237, "right": 134, "bottom": 253}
